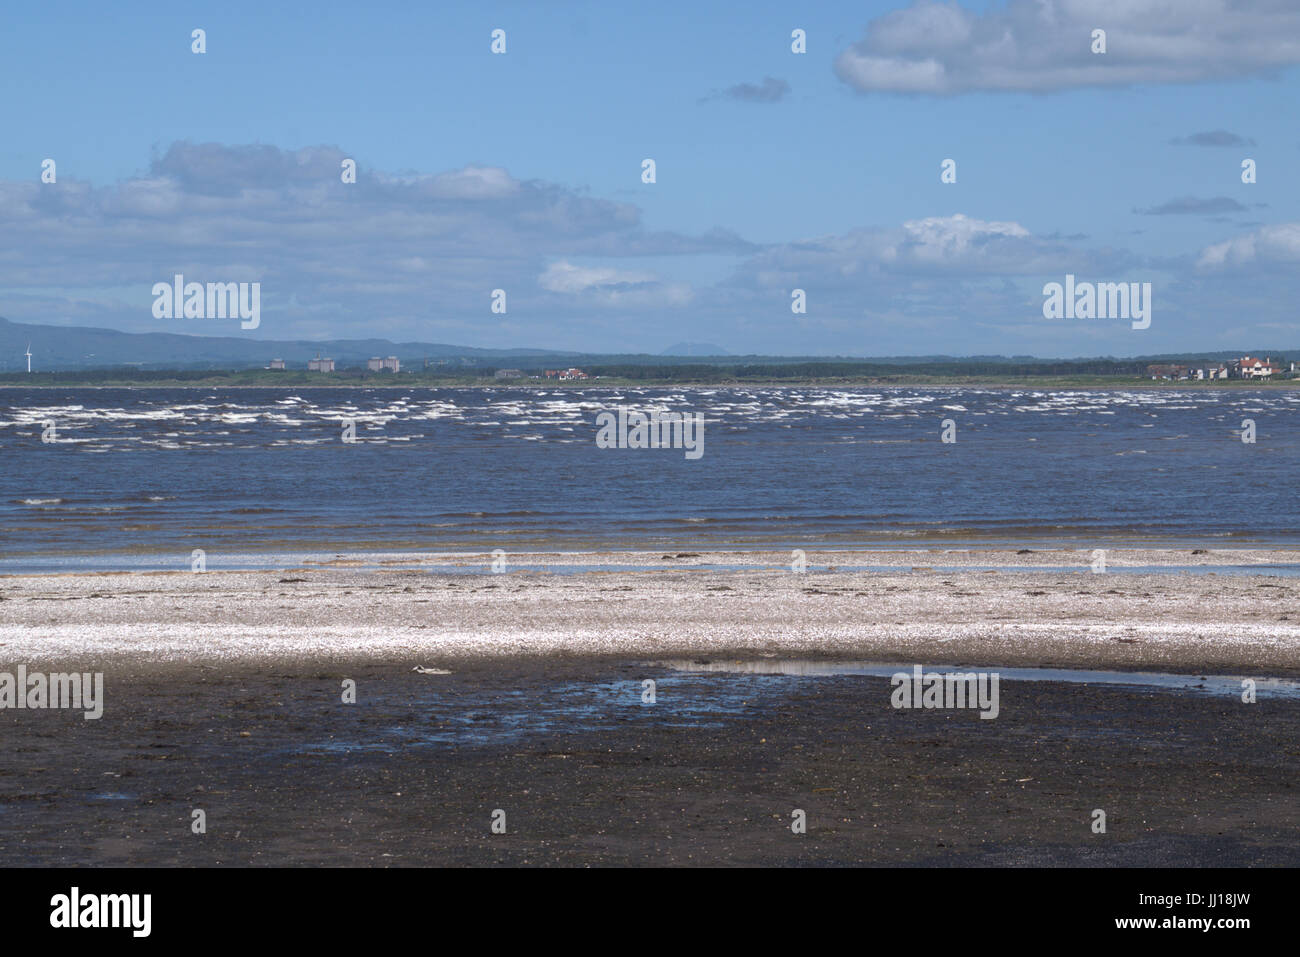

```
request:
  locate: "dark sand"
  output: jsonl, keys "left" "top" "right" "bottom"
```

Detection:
{"left": 1, "top": 658, "right": 1296, "bottom": 866}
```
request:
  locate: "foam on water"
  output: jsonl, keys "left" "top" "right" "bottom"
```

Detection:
{"left": 5, "top": 386, "right": 1300, "bottom": 555}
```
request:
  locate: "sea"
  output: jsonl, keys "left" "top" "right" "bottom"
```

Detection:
{"left": 2, "top": 386, "right": 1297, "bottom": 571}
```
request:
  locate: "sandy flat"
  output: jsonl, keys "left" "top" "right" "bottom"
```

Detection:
{"left": 3, "top": 547, "right": 1298, "bottom": 867}
{"left": 2, "top": 548, "right": 1298, "bottom": 673}
{"left": 5, "top": 660, "right": 1297, "bottom": 867}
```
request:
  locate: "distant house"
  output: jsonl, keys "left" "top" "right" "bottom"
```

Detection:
{"left": 367, "top": 356, "right": 401, "bottom": 373}
{"left": 1238, "top": 355, "right": 1282, "bottom": 378}
{"left": 494, "top": 369, "right": 524, "bottom": 379}
{"left": 308, "top": 356, "right": 335, "bottom": 372}
{"left": 268, "top": 358, "right": 286, "bottom": 370}
{"left": 1146, "top": 364, "right": 1188, "bottom": 380}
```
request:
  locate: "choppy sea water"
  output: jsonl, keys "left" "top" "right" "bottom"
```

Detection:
{"left": 2, "top": 386, "right": 1297, "bottom": 567}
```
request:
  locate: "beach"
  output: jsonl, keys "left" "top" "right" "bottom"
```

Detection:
{"left": 2, "top": 548, "right": 1297, "bottom": 866}
{"left": 4, "top": 548, "right": 1298, "bottom": 671}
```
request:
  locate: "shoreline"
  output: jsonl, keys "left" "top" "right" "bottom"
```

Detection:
{"left": 4, "top": 547, "right": 1299, "bottom": 674}
{"left": 7, "top": 544, "right": 1300, "bottom": 569}
{"left": 5, "top": 546, "right": 1298, "bottom": 866}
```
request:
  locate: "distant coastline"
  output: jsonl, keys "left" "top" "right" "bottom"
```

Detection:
{"left": 3, "top": 371, "right": 1299, "bottom": 389}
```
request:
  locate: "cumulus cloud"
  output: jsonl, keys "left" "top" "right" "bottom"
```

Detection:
{"left": 834, "top": 0, "right": 1300, "bottom": 95}
{"left": 539, "top": 261, "right": 656, "bottom": 293}
{"left": 1197, "top": 223, "right": 1300, "bottom": 268}
{"left": 733, "top": 214, "right": 1099, "bottom": 291}
{"left": 0, "top": 142, "right": 747, "bottom": 338}
{"left": 6, "top": 142, "right": 1298, "bottom": 356}
{"left": 704, "top": 211, "right": 1155, "bottom": 355}
{"left": 424, "top": 165, "right": 521, "bottom": 199}
{"left": 538, "top": 261, "right": 693, "bottom": 308}
{"left": 897, "top": 213, "right": 1030, "bottom": 262}
{"left": 150, "top": 142, "right": 346, "bottom": 195}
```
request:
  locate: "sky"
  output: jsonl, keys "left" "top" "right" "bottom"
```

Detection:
{"left": 1, "top": 0, "right": 1298, "bottom": 358}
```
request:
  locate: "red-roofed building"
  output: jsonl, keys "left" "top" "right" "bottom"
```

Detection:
{"left": 1238, "top": 355, "right": 1283, "bottom": 378}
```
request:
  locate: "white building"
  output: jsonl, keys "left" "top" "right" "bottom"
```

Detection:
{"left": 1239, "top": 355, "right": 1282, "bottom": 378}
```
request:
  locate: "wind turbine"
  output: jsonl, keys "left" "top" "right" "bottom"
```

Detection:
{"left": 25, "top": 342, "right": 32, "bottom": 373}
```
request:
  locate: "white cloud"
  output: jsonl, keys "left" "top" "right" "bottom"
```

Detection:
{"left": 539, "top": 260, "right": 693, "bottom": 307}
{"left": 738, "top": 213, "right": 1068, "bottom": 284}
{"left": 0, "top": 143, "right": 740, "bottom": 338}
{"left": 539, "top": 261, "right": 656, "bottom": 293}
{"left": 835, "top": 0, "right": 1300, "bottom": 95}
{"left": 426, "top": 165, "right": 520, "bottom": 199}
{"left": 1197, "top": 223, "right": 1300, "bottom": 268}
{"left": 897, "top": 213, "right": 1032, "bottom": 262}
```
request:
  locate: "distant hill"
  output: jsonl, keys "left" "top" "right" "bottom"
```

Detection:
{"left": 1, "top": 316, "right": 1296, "bottom": 373}
{"left": 0, "top": 316, "right": 567, "bottom": 372}
{"left": 661, "top": 342, "right": 731, "bottom": 357}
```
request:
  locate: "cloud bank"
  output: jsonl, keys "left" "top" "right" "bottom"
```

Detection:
{"left": 834, "top": 0, "right": 1300, "bottom": 95}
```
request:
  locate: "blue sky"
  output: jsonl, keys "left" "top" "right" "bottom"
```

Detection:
{"left": 2, "top": 0, "right": 1298, "bottom": 357}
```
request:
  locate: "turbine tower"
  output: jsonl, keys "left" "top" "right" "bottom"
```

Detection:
{"left": 25, "top": 342, "right": 32, "bottom": 373}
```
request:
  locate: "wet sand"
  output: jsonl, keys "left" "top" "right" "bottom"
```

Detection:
{"left": 2, "top": 548, "right": 1297, "bottom": 866}
{"left": 1, "top": 659, "right": 1297, "bottom": 866}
